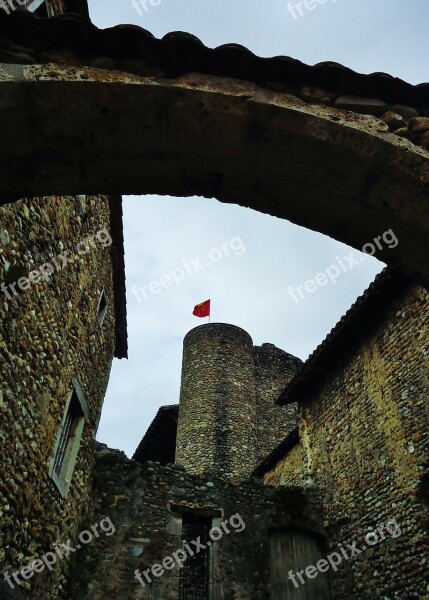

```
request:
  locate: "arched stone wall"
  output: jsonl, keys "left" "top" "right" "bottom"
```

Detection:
{"left": 0, "top": 13, "right": 428, "bottom": 280}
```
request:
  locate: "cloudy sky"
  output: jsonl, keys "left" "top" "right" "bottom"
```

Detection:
{"left": 88, "top": 0, "right": 429, "bottom": 457}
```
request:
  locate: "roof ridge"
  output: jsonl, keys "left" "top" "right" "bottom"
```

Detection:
{"left": 278, "top": 267, "right": 411, "bottom": 404}
{"left": 1, "top": 11, "right": 428, "bottom": 108}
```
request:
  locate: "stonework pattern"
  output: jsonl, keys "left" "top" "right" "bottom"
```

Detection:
{"left": 253, "top": 343, "right": 302, "bottom": 461}
{"left": 176, "top": 324, "right": 259, "bottom": 481}
{"left": 0, "top": 195, "right": 116, "bottom": 599}
{"left": 70, "top": 444, "right": 319, "bottom": 600}
{"left": 263, "top": 284, "right": 429, "bottom": 600}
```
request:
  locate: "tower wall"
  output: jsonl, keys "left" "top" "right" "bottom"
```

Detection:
{"left": 175, "top": 323, "right": 257, "bottom": 480}
{"left": 254, "top": 344, "right": 302, "bottom": 461}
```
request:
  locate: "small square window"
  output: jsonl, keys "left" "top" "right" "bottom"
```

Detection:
{"left": 97, "top": 289, "right": 108, "bottom": 326}
{"left": 49, "top": 379, "right": 88, "bottom": 498}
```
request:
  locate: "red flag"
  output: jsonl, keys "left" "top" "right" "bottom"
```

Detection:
{"left": 193, "top": 299, "right": 210, "bottom": 318}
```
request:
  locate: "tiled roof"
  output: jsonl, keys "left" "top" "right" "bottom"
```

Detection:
{"left": 1, "top": 10, "right": 428, "bottom": 108}
{"left": 132, "top": 405, "right": 178, "bottom": 464}
{"left": 278, "top": 268, "right": 411, "bottom": 405}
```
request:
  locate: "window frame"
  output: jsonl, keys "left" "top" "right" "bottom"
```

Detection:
{"left": 48, "top": 378, "right": 89, "bottom": 498}
{"left": 97, "top": 289, "right": 108, "bottom": 327}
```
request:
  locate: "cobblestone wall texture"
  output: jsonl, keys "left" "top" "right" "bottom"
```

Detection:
{"left": 0, "top": 195, "right": 117, "bottom": 599}
{"left": 71, "top": 444, "right": 318, "bottom": 600}
{"left": 263, "top": 284, "right": 429, "bottom": 600}
{"left": 254, "top": 343, "right": 302, "bottom": 461}
{"left": 176, "top": 324, "right": 259, "bottom": 481}
{"left": 175, "top": 324, "right": 302, "bottom": 481}
{"left": 262, "top": 441, "right": 302, "bottom": 487}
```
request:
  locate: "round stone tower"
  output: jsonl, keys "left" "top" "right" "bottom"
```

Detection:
{"left": 175, "top": 323, "right": 258, "bottom": 481}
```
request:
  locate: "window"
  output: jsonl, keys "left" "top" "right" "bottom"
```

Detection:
{"left": 179, "top": 512, "right": 212, "bottom": 600}
{"left": 49, "top": 379, "right": 89, "bottom": 498}
{"left": 97, "top": 289, "right": 108, "bottom": 326}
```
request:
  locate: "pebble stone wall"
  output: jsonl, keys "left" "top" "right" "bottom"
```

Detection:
{"left": 175, "top": 325, "right": 303, "bottom": 481}
{"left": 69, "top": 443, "right": 320, "bottom": 600}
{"left": 253, "top": 343, "right": 302, "bottom": 462}
{"left": 263, "top": 283, "right": 429, "bottom": 600}
{"left": 0, "top": 195, "right": 117, "bottom": 599}
{"left": 262, "top": 441, "right": 303, "bottom": 488}
{"left": 176, "top": 324, "right": 258, "bottom": 481}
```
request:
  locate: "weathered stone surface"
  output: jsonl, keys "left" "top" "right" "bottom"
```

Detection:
{"left": 70, "top": 446, "right": 318, "bottom": 600}
{"left": 176, "top": 324, "right": 259, "bottom": 480}
{"left": 409, "top": 117, "right": 429, "bottom": 133}
{"left": 418, "top": 131, "right": 429, "bottom": 150}
{"left": 300, "top": 86, "right": 334, "bottom": 105}
{"left": 335, "top": 95, "right": 388, "bottom": 115}
{"left": 380, "top": 111, "right": 406, "bottom": 131}
{"left": 0, "top": 195, "right": 117, "bottom": 599}
{"left": 394, "top": 127, "right": 412, "bottom": 139}
{"left": 263, "top": 440, "right": 302, "bottom": 487}
{"left": 391, "top": 104, "right": 420, "bottom": 120}
{"left": 254, "top": 343, "right": 301, "bottom": 462}
{"left": 0, "top": 66, "right": 428, "bottom": 283}
{"left": 0, "top": 4, "right": 428, "bottom": 599}
{"left": 176, "top": 325, "right": 302, "bottom": 480}
{"left": 263, "top": 284, "right": 429, "bottom": 599}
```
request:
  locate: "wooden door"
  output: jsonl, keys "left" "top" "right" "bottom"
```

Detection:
{"left": 270, "top": 530, "right": 331, "bottom": 600}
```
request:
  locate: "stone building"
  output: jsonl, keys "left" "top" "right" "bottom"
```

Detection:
{"left": 0, "top": 1, "right": 428, "bottom": 599}
{"left": 255, "top": 269, "right": 429, "bottom": 599}
{"left": 59, "top": 269, "right": 427, "bottom": 600}
{"left": 0, "top": 194, "right": 127, "bottom": 599}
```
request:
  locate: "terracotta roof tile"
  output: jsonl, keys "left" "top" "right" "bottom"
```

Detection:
{"left": 1, "top": 10, "right": 428, "bottom": 108}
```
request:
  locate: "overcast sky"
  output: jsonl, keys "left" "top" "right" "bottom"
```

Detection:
{"left": 89, "top": 0, "right": 429, "bottom": 457}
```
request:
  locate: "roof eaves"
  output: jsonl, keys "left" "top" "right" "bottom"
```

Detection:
{"left": 109, "top": 195, "right": 128, "bottom": 360}
{"left": 132, "top": 404, "right": 179, "bottom": 461}
{"left": 278, "top": 268, "right": 411, "bottom": 405}
{"left": 252, "top": 427, "right": 300, "bottom": 478}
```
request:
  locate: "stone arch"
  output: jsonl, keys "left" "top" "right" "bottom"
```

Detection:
{"left": 0, "top": 16, "right": 429, "bottom": 280}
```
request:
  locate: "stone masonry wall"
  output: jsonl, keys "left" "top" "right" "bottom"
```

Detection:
{"left": 262, "top": 284, "right": 429, "bottom": 600}
{"left": 176, "top": 325, "right": 302, "bottom": 481}
{"left": 262, "top": 441, "right": 302, "bottom": 488}
{"left": 253, "top": 343, "right": 302, "bottom": 462}
{"left": 69, "top": 443, "right": 319, "bottom": 600}
{"left": 176, "top": 324, "right": 258, "bottom": 481}
{"left": 0, "top": 195, "right": 117, "bottom": 599}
